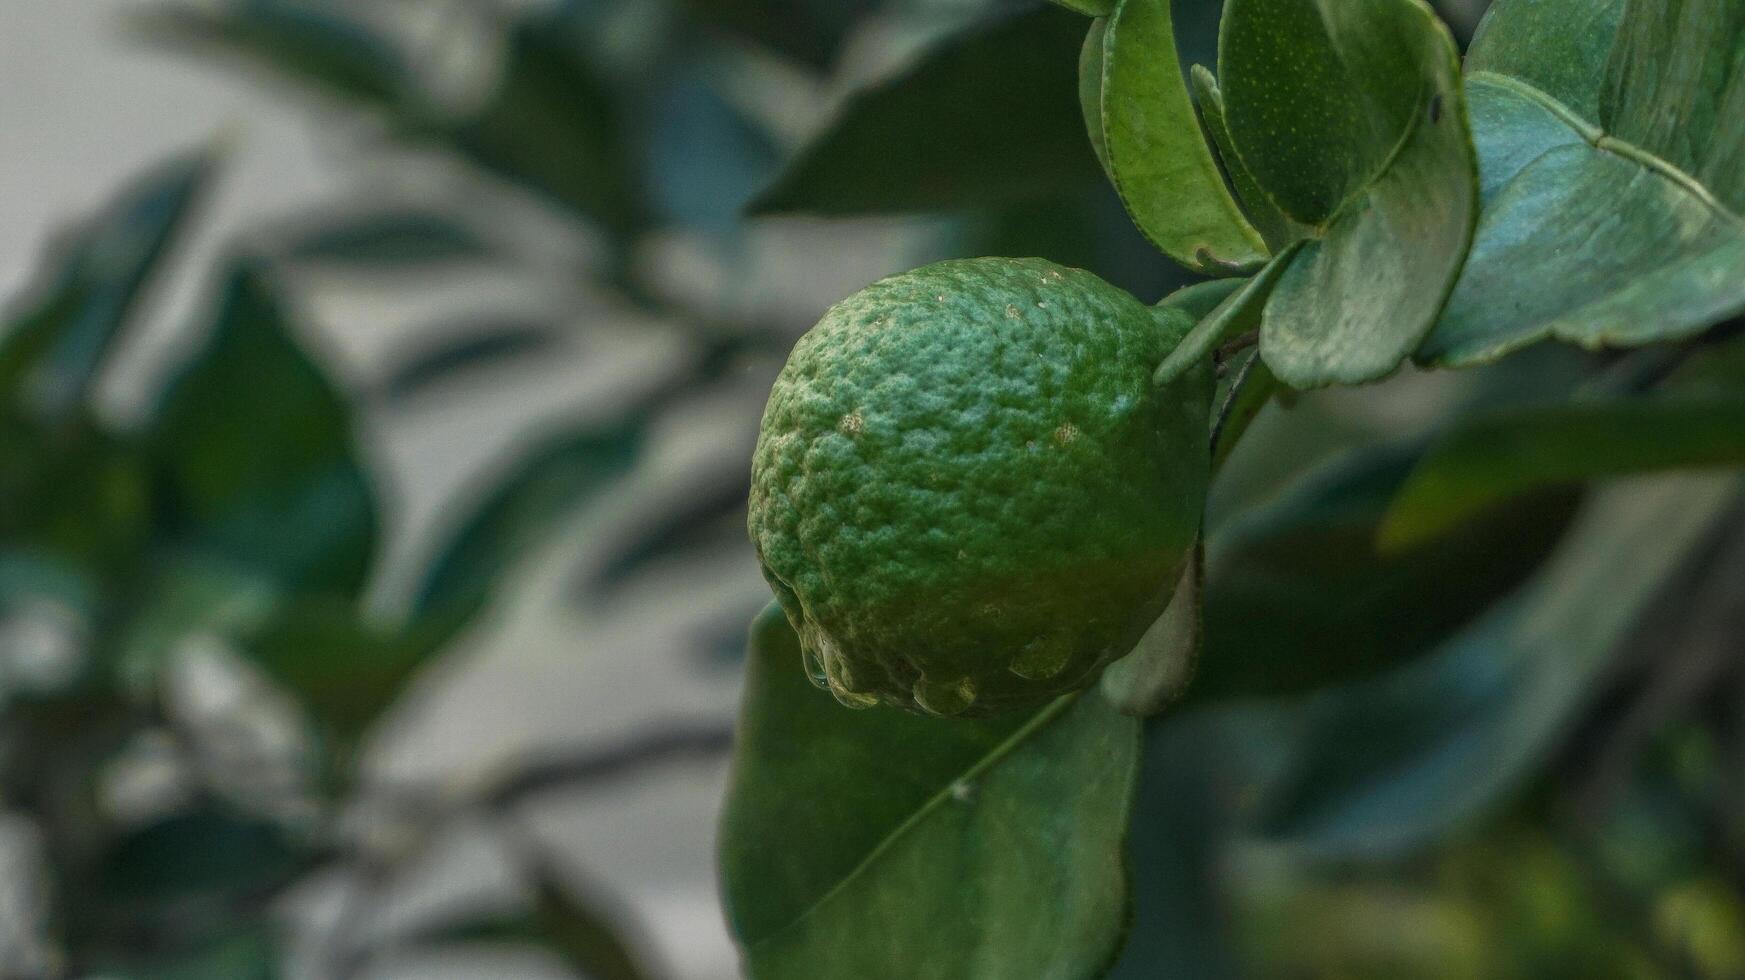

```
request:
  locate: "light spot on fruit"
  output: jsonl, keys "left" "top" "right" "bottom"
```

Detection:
{"left": 838, "top": 412, "right": 864, "bottom": 435}
{"left": 1035, "top": 300, "right": 1049, "bottom": 309}
{"left": 1054, "top": 422, "right": 1079, "bottom": 445}
{"left": 1004, "top": 304, "right": 1022, "bottom": 319}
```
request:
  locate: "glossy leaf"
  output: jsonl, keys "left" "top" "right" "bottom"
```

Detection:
{"left": 720, "top": 605, "right": 1139, "bottom": 979}
{"left": 147, "top": 263, "right": 378, "bottom": 595}
{"left": 1093, "top": 0, "right": 1267, "bottom": 273}
{"left": 1384, "top": 395, "right": 1745, "bottom": 549}
{"left": 1419, "top": 0, "right": 1745, "bottom": 366}
{"left": 749, "top": 7, "right": 1100, "bottom": 215}
{"left": 1183, "top": 442, "right": 1578, "bottom": 705}
{"left": 1260, "top": 473, "right": 1741, "bottom": 856}
{"left": 413, "top": 419, "right": 641, "bottom": 616}
{"left": 0, "top": 150, "right": 212, "bottom": 418}
{"left": 1218, "top": 0, "right": 1478, "bottom": 387}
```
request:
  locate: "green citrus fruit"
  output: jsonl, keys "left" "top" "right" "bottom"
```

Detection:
{"left": 748, "top": 257, "right": 1210, "bottom": 717}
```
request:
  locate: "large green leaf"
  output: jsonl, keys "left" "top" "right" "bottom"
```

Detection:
{"left": 0, "top": 150, "right": 212, "bottom": 418}
{"left": 1418, "top": 0, "right": 1745, "bottom": 366}
{"left": 1089, "top": 0, "right": 1267, "bottom": 273}
{"left": 281, "top": 208, "right": 493, "bottom": 269}
{"left": 749, "top": 7, "right": 1100, "bottom": 216}
{"left": 720, "top": 605, "right": 1139, "bottom": 979}
{"left": 1218, "top": 0, "right": 1478, "bottom": 387}
{"left": 1383, "top": 395, "right": 1745, "bottom": 549}
{"left": 1259, "top": 472, "right": 1740, "bottom": 856}
{"left": 147, "top": 263, "right": 378, "bottom": 595}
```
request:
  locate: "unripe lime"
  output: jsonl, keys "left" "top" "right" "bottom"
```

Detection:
{"left": 748, "top": 257, "right": 1209, "bottom": 716}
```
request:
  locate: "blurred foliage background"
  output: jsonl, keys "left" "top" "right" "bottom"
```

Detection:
{"left": 6, "top": 0, "right": 1745, "bottom": 977}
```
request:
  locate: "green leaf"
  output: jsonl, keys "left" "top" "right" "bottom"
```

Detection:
{"left": 1218, "top": 0, "right": 1478, "bottom": 387}
{"left": 1210, "top": 349, "right": 1277, "bottom": 474}
{"left": 1154, "top": 241, "right": 1303, "bottom": 387}
{"left": 1101, "top": 546, "right": 1200, "bottom": 716}
{"left": 1053, "top": 0, "right": 1115, "bottom": 16}
{"left": 282, "top": 209, "right": 493, "bottom": 268}
{"left": 1188, "top": 64, "right": 1301, "bottom": 252}
{"left": 94, "top": 806, "right": 301, "bottom": 910}
{"left": 678, "top": 0, "right": 881, "bottom": 70}
{"left": 1384, "top": 395, "right": 1745, "bottom": 549}
{"left": 1419, "top": 0, "right": 1745, "bottom": 366}
{"left": 448, "top": 11, "right": 644, "bottom": 235}
{"left": 0, "top": 150, "right": 213, "bottom": 418}
{"left": 1260, "top": 472, "right": 1741, "bottom": 855}
{"left": 133, "top": 3, "right": 412, "bottom": 111}
{"left": 413, "top": 419, "right": 641, "bottom": 616}
{"left": 584, "top": 470, "right": 745, "bottom": 595}
{"left": 720, "top": 605, "right": 1140, "bottom": 979}
{"left": 1092, "top": 0, "right": 1267, "bottom": 273}
{"left": 376, "top": 318, "right": 558, "bottom": 402}
{"left": 1183, "top": 442, "right": 1578, "bottom": 705}
{"left": 0, "top": 415, "right": 151, "bottom": 575}
{"left": 107, "top": 931, "right": 280, "bottom": 980}
{"left": 749, "top": 8, "right": 1100, "bottom": 216}
{"left": 147, "top": 263, "right": 378, "bottom": 595}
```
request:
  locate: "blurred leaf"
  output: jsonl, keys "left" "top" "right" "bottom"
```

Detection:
{"left": 94, "top": 806, "right": 300, "bottom": 911}
{"left": 0, "top": 415, "right": 151, "bottom": 575}
{"left": 413, "top": 419, "right": 642, "bottom": 616}
{"left": 585, "top": 470, "right": 744, "bottom": 595}
{"left": 1184, "top": 442, "right": 1578, "bottom": 705}
{"left": 1418, "top": 0, "right": 1745, "bottom": 366}
{"left": 239, "top": 597, "right": 456, "bottom": 740}
{"left": 0, "top": 149, "right": 212, "bottom": 418}
{"left": 1383, "top": 395, "right": 1745, "bottom": 549}
{"left": 147, "top": 263, "right": 378, "bottom": 595}
{"left": 749, "top": 7, "right": 1101, "bottom": 215}
{"left": 115, "top": 553, "right": 281, "bottom": 680}
{"left": 646, "top": 63, "right": 782, "bottom": 233}
{"left": 679, "top": 0, "right": 882, "bottom": 69}
{"left": 104, "top": 930, "right": 280, "bottom": 980}
{"left": 1260, "top": 472, "right": 1741, "bottom": 856}
{"left": 281, "top": 209, "right": 493, "bottom": 268}
{"left": 376, "top": 318, "right": 559, "bottom": 402}
{"left": 1216, "top": 0, "right": 1477, "bottom": 387}
{"left": 1101, "top": 547, "right": 1200, "bottom": 716}
{"left": 449, "top": 11, "right": 644, "bottom": 235}
{"left": 1090, "top": 0, "right": 1267, "bottom": 273}
{"left": 720, "top": 605, "right": 1139, "bottom": 978}
{"left": 133, "top": 2, "right": 412, "bottom": 110}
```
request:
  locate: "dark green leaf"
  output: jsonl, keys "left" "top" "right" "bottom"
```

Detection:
{"left": 0, "top": 150, "right": 213, "bottom": 418}
{"left": 133, "top": 3, "right": 412, "bottom": 110}
{"left": 147, "top": 263, "right": 378, "bottom": 595}
{"left": 1155, "top": 277, "right": 1245, "bottom": 322}
{"left": 720, "top": 605, "right": 1139, "bottom": 978}
{"left": 1419, "top": 0, "right": 1745, "bottom": 366}
{"left": 1183, "top": 442, "right": 1578, "bottom": 705}
{"left": 1053, "top": 0, "right": 1115, "bottom": 16}
{"left": 1384, "top": 396, "right": 1745, "bottom": 549}
{"left": 376, "top": 318, "right": 558, "bottom": 402}
{"left": 585, "top": 469, "right": 745, "bottom": 595}
{"left": 1093, "top": 0, "right": 1267, "bottom": 273}
{"left": 413, "top": 419, "right": 641, "bottom": 616}
{"left": 95, "top": 807, "right": 301, "bottom": 909}
{"left": 448, "top": 12, "right": 644, "bottom": 235}
{"left": 1209, "top": 349, "right": 1276, "bottom": 474}
{"left": 105, "top": 930, "right": 280, "bottom": 980}
{"left": 678, "top": 0, "right": 881, "bottom": 69}
{"left": 1154, "top": 240, "right": 1302, "bottom": 387}
{"left": 1218, "top": 0, "right": 1478, "bottom": 386}
{"left": 0, "top": 415, "right": 150, "bottom": 574}
{"left": 1260, "top": 473, "right": 1740, "bottom": 856}
{"left": 749, "top": 7, "right": 1101, "bottom": 215}
{"left": 1101, "top": 546, "right": 1200, "bottom": 716}
{"left": 282, "top": 209, "right": 493, "bottom": 268}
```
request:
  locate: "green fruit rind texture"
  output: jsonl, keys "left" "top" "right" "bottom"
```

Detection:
{"left": 748, "top": 257, "right": 1209, "bottom": 717}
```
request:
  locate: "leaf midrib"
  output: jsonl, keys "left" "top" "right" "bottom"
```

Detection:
{"left": 745, "top": 692, "right": 1081, "bottom": 953}
{"left": 1469, "top": 69, "right": 1745, "bottom": 228}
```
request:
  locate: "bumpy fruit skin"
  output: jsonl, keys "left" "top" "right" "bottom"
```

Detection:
{"left": 748, "top": 257, "right": 1209, "bottom": 716}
